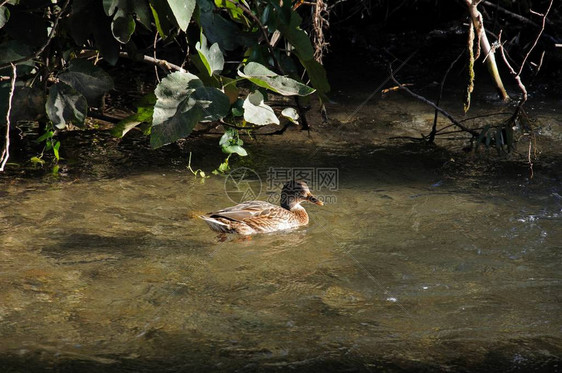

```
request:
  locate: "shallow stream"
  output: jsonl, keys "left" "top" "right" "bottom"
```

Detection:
{"left": 1, "top": 94, "right": 561, "bottom": 371}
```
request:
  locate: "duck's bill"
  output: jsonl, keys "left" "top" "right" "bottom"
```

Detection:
{"left": 307, "top": 195, "right": 324, "bottom": 206}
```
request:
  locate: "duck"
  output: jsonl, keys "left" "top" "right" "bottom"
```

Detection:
{"left": 200, "top": 180, "right": 323, "bottom": 235}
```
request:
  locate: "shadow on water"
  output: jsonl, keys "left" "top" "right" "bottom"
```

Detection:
{"left": 1, "top": 336, "right": 560, "bottom": 372}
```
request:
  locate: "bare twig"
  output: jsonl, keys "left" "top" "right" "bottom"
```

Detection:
{"left": 153, "top": 32, "right": 162, "bottom": 82}
{"left": 118, "top": 52, "right": 185, "bottom": 73}
{"left": 430, "top": 50, "right": 464, "bottom": 142}
{"left": 0, "top": 64, "right": 17, "bottom": 172}
{"left": 389, "top": 65, "right": 479, "bottom": 137}
{"left": 498, "top": 31, "right": 527, "bottom": 108}
{"left": 0, "top": 0, "right": 71, "bottom": 70}
{"left": 517, "top": 0, "right": 553, "bottom": 77}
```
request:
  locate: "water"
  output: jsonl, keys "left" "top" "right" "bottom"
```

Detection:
{"left": 1, "top": 103, "right": 561, "bottom": 371}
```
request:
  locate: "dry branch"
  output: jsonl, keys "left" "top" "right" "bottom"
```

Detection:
{"left": 465, "top": 0, "right": 509, "bottom": 101}
{"left": 389, "top": 65, "right": 479, "bottom": 138}
{"left": 0, "top": 64, "right": 17, "bottom": 172}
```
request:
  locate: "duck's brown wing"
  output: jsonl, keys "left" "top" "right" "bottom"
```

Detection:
{"left": 206, "top": 200, "right": 279, "bottom": 222}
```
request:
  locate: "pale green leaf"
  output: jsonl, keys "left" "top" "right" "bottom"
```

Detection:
{"left": 195, "top": 32, "right": 224, "bottom": 76}
{"left": 167, "top": 0, "right": 195, "bottom": 31}
{"left": 238, "top": 62, "right": 315, "bottom": 96}
{"left": 242, "top": 91, "right": 279, "bottom": 125}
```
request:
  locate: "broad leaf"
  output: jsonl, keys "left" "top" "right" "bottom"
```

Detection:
{"left": 151, "top": 71, "right": 204, "bottom": 148}
{"left": 277, "top": 11, "right": 314, "bottom": 61}
{"left": 58, "top": 59, "right": 114, "bottom": 105}
{"left": 242, "top": 91, "right": 279, "bottom": 126}
{"left": 192, "top": 86, "right": 230, "bottom": 122}
{"left": 149, "top": 0, "right": 178, "bottom": 38}
{"left": 151, "top": 98, "right": 203, "bottom": 148}
{"left": 112, "top": 7, "right": 135, "bottom": 44}
{"left": 239, "top": 62, "right": 315, "bottom": 96}
{"left": 299, "top": 58, "right": 330, "bottom": 101}
{"left": 198, "top": 0, "right": 254, "bottom": 51}
{"left": 112, "top": 93, "right": 155, "bottom": 137}
{"left": 152, "top": 71, "right": 203, "bottom": 126}
{"left": 167, "top": 0, "right": 195, "bottom": 31}
{"left": 195, "top": 32, "right": 224, "bottom": 76}
{"left": 46, "top": 82, "right": 88, "bottom": 129}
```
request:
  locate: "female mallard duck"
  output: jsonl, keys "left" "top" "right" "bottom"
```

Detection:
{"left": 200, "top": 180, "right": 323, "bottom": 235}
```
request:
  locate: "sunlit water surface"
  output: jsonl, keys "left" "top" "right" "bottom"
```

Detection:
{"left": 1, "top": 149, "right": 561, "bottom": 372}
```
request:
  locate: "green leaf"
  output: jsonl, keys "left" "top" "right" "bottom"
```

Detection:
{"left": 195, "top": 32, "right": 224, "bottom": 76}
{"left": 277, "top": 11, "right": 314, "bottom": 61}
{"left": 45, "top": 82, "right": 88, "bottom": 129}
{"left": 218, "top": 159, "right": 230, "bottom": 173}
{"left": 112, "top": 7, "right": 135, "bottom": 44}
{"left": 103, "top": 0, "right": 118, "bottom": 16}
{"left": 0, "top": 6, "right": 10, "bottom": 29}
{"left": 151, "top": 71, "right": 231, "bottom": 147}
{"left": 151, "top": 72, "right": 203, "bottom": 148}
{"left": 167, "top": 0, "right": 195, "bottom": 31}
{"left": 53, "top": 141, "right": 61, "bottom": 161}
{"left": 37, "top": 130, "right": 55, "bottom": 142}
{"left": 198, "top": 0, "right": 255, "bottom": 51}
{"left": 192, "top": 86, "right": 230, "bottom": 121}
{"left": 58, "top": 59, "right": 114, "bottom": 105}
{"left": 299, "top": 58, "right": 330, "bottom": 101}
{"left": 239, "top": 62, "right": 315, "bottom": 96}
{"left": 231, "top": 98, "right": 243, "bottom": 117}
{"left": 104, "top": 0, "right": 150, "bottom": 43}
{"left": 224, "top": 145, "right": 247, "bottom": 156}
{"left": 219, "top": 129, "right": 247, "bottom": 156}
{"left": 112, "top": 93, "right": 155, "bottom": 137}
{"left": 134, "top": 2, "right": 152, "bottom": 29}
{"left": 214, "top": 0, "right": 246, "bottom": 22}
{"left": 242, "top": 91, "right": 279, "bottom": 126}
{"left": 281, "top": 107, "right": 299, "bottom": 124}
{"left": 152, "top": 71, "right": 203, "bottom": 126}
{"left": 30, "top": 156, "right": 45, "bottom": 166}
{"left": 151, "top": 98, "right": 203, "bottom": 148}
{"left": 149, "top": 0, "right": 178, "bottom": 38}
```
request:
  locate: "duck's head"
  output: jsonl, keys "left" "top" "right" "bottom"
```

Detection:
{"left": 281, "top": 180, "right": 324, "bottom": 210}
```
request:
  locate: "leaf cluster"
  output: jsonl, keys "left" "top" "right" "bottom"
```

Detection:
{"left": 0, "top": 0, "right": 330, "bottom": 168}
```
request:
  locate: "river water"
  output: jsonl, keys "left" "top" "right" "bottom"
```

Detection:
{"left": 1, "top": 94, "right": 561, "bottom": 371}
